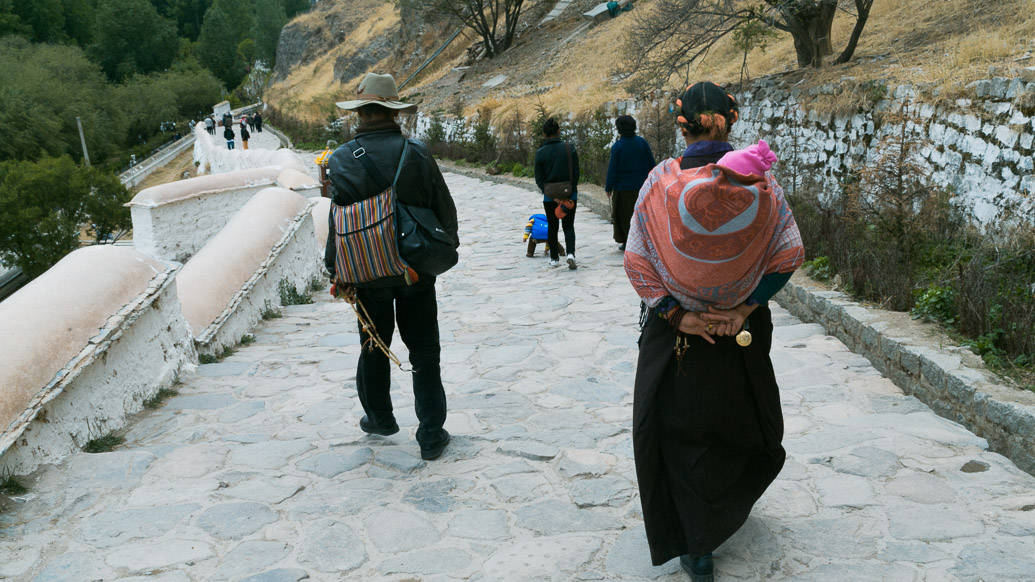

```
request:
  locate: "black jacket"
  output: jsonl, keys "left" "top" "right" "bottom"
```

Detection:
{"left": 534, "top": 137, "right": 580, "bottom": 200}
{"left": 323, "top": 123, "right": 458, "bottom": 287}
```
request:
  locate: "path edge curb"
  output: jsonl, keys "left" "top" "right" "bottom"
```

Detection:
{"left": 776, "top": 275, "right": 1035, "bottom": 476}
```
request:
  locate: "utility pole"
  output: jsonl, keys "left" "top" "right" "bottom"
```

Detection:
{"left": 76, "top": 116, "right": 91, "bottom": 167}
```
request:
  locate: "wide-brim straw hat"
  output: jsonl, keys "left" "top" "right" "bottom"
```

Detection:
{"left": 336, "top": 73, "right": 417, "bottom": 113}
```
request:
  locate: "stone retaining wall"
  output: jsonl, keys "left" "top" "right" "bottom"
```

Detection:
{"left": 776, "top": 273, "right": 1035, "bottom": 475}
{"left": 729, "top": 73, "right": 1035, "bottom": 224}
{"left": 0, "top": 247, "right": 195, "bottom": 476}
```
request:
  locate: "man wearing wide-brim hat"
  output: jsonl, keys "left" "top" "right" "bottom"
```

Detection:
{"left": 324, "top": 72, "right": 458, "bottom": 461}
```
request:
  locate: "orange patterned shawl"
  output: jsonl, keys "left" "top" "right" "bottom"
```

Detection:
{"left": 624, "top": 158, "right": 803, "bottom": 310}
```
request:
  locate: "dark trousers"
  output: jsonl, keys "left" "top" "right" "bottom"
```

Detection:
{"left": 543, "top": 200, "right": 576, "bottom": 260}
{"left": 355, "top": 279, "right": 447, "bottom": 446}
{"left": 612, "top": 190, "right": 637, "bottom": 244}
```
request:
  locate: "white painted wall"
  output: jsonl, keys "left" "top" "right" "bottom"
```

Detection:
{"left": 0, "top": 248, "right": 194, "bottom": 476}
{"left": 176, "top": 187, "right": 321, "bottom": 356}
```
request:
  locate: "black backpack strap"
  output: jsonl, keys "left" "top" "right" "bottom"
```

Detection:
{"left": 349, "top": 137, "right": 409, "bottom": 192}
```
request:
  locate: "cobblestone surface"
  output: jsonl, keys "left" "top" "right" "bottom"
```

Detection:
{"left": 2, "top": 174, "right": 1035, "bottom": 581}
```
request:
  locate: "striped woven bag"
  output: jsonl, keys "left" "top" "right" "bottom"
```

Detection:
{"left": 331, "top": 186, "right": 411, "bottom": 284}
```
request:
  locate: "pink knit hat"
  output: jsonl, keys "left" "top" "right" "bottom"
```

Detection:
{"left": 717, "top": 139, "right": 777, "bottom": 178}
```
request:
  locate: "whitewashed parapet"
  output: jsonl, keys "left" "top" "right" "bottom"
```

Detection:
{"left": 176, "top": 187, "right": 321, "bottom": 356}
{"left": 311, "top": 197, "right": 331, "bottom": 253}
{"left": 278, "top": 167, "right": 322, "bottom": 198}
{"left": 0, "top": 246, "right": 195, "bottom": 476}
{"left": 127, "top": 166, "right": 319, "bottom": 262}
{"left": 731, "top": 73, "right": 1035, "bottom": 224}
{"left": 776, "top": 272, "right": 1035, "bottom": 475}
{"left": 192, "top": 124, "right": 308, "bottom": 176}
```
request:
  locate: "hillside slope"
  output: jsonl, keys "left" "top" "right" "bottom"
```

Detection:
{"left": 267, "top": 0, "right": 1035, "bottom": 121}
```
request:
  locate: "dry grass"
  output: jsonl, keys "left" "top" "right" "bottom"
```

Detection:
{"left": 268, "top": 0, "right": 399, "bottom": 122}
{"left": 132, "top": 148, "right": 196, "bottom": 192}
{"left": 271, "top": 0, "right": 1033, "bottom": 121}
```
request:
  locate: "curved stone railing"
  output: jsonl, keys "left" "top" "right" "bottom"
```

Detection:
{"left": 176, "top": 187, "right": 321, "bottom": 356}
{"left": 277, "top": 167, "right": 322, "bottom": 198}
{"left": 0, "top": 246, "right": 194, "bottom": 475}
{"left": 311, "top": 197, "right": 331, "bottom": 253}
{"left": 127, "top": 166, "right": 320, "bottom": 262}
{"left": 192, "top": 124, "right": 307, "bottom": 176}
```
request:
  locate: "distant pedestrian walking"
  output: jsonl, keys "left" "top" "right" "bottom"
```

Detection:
{"left": 254, "top": 111, "right": 263, "bottom": 132}
{"left": 205, "top": 116, "right": 215, "bottom": 135}
{"left": 222, "top": 112, "right": 233, "bottom": 129}
{"left": 240, "top": 122, "right": 250, "bottom": 150}
{"left": 624, "top": 81, "right": 804, "bottom": 582}
{"left": 224, "top": 124, "right": 235, "bottom": 149}
{"left": 325, "top": 72, "right": 458, "bottom": 461}
{"left": 606, "top": 115, "right": 655, "bottom": 250}
{"left": 534, "top": 117, "right": 579, "bottom": 270}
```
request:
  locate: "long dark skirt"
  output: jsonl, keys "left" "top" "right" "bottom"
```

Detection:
{"left": 633, "top": 305, "right": 785, "bottom": 565}
{"left": 612, "top": 189, "right": 637, "bottom": 244}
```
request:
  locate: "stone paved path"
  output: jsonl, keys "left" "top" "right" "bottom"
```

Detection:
{"left": 3, "top": 174, "right": 1035, "bottom": 581}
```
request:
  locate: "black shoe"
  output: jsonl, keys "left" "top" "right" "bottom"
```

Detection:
{"left": 359, "top": 415, "right": 399, "bottom": 436}
{"left": 680, "top": 554, "right": 713, "bottom": 582}
{"left": 419, "top": 430, "right": 450, "bottom": 460}
{"left": 618, "top": 243, "right": 626, "bottom": 251}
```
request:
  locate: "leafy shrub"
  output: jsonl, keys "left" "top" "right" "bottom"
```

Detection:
{"left": 911, "top": 285, "right": 957, "bottom": 325}
{"left": 278, "top": 278, "right": 313, "bottom": 306}
{"left": 803, "top": 256, "right": 832, "bottom": 282}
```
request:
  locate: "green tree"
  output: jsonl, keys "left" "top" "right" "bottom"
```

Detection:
{"left": 0, "top": 0, "right": 32, "bottom": 38}
{"left": 160, "top": 59, "right": 224, "bottom": 118}
{"left": 116, "top": 75, "right": 179, "bottom": 144}
{"left": 10, "top": 0, "right": 66, "bottom": 43}
{"left": 210, "top": 0, "right": 254, "bottom": 41}
{"left": 90, "top": 0, "right": 179, "bottom": 80}
{"left": 61, "top": 0, "right": 96, "bottom": 47}
{"left": 253, "top": 0, "right": 285, "bottom": 65}
{"left": 282, "top": 0, "right": 309, "bottom": 19}
{"left": 0, "top": 157, "right": 86, "bottom": 278}
{"left": 197, "top": 4, "right": 244, "bottom": 87}
{"left": 0, "top": 157, "right": 133, "bottom": 277}
{"left": 0, "top": 37, "right": 126, "bottom": 163}
{"left": 81, "top": 166, "right": 132, "bottom": 242}
{"left": 154, "top": 0, "right": 212, "bottom": 40}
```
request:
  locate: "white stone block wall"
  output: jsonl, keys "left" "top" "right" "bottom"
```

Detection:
{"left": 730, "top": 76, "right": 1035, "bottom": 224}
{"left": 0, "top": 248, "right": 195, "bottom": 476}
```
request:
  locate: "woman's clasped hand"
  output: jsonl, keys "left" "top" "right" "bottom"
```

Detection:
{"left": 676, "top": 310, "right": 734, "bottom": 343}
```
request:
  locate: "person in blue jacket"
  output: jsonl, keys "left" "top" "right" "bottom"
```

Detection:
{"left": 606, "top": 115, "right": 655, "bottom": 250}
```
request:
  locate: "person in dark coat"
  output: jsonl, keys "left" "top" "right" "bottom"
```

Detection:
{"left": 623, "top": 81, "right": 804, "bottom": 581}
{"left": 324, "top": 72, "right": 458, "bottom": 461}
{"left": 223, "top": 123, "right": 235, "bottom": 149}
{"left": 533, "top": 117, "right": 580, "bottom": 270}
{"left": 606, "top": 115, "right": 655, "bottom": 250}
{"left": 254, "top": 111, "right": 263, "bottom": 132}
{"left": 240, "top": 122, "right": 250, "bottom": 150}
